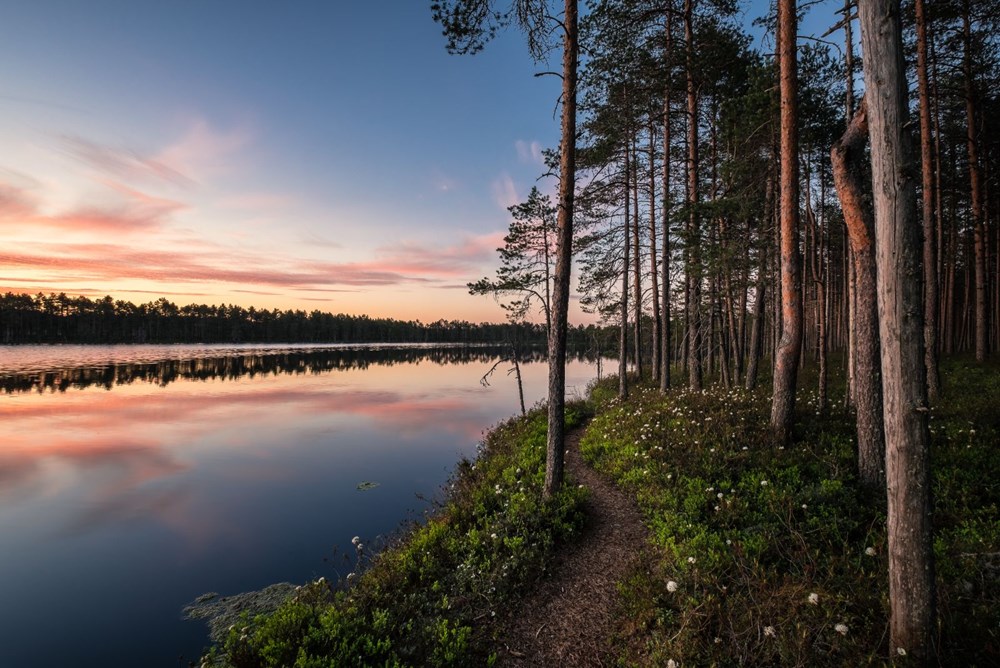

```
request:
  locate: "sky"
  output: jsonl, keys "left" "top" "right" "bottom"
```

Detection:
{"left": 0, "top": 0, "right": 838, "bottom": 324}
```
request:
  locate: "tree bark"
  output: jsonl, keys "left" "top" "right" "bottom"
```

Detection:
{"left": 771, "top": 0, "right": 802, "bottom": 444}
{"left": 620, "top": 139, "right": 631, "bottom": 400}
{"left": 649, "top": 123, "right": 661, "bottom": 385}
{"left": 857, "top": 0, "right": 936, "bottom": 660}
{"left": 831, "top": 99, "right": 885, "bottom": 491}
{"left": 962, "top": 0, "right": 988, "bottom": 362}
{"left": 684, "top": 0, "right": 702, "bottom": 390}
{"left": 660, "top": 9, "right": 674, "bottom": 392}
{"left": 633, "top": 135, "right": 644, "bottom": 380}
{"left": 543, "top": 0, "right": 578, "bottom": 501}
{"left": 915, "top": 0, "right": 940, "bottom": 400}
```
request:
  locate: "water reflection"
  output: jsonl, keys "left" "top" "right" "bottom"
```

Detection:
{"left": 0, "top": 344, "right": 565, "bottom": 394}
{"left": 0, "top": 344, "right": 602, "bottom": 668}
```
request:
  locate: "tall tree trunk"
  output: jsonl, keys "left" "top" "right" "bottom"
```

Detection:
{"left": 857, "top": 0, "right": 936, "bottom": 660}
{"left": 620, "top": 140, "right": 631, "bottom": 400}
{"left": 844, "top": 0, "right": 856, "bottom": 409}
{"left": 660, "top": 8, "right": 673, "bottom": 392}
{"left": 746, "top": 172, "right": 773, "bottom": 390}
{"left": 771, "top": 0, "right": 802, "bottom": 443}
{"left": 633, "top": 135, "right": 644, "bottom": 380}
{"left": 543, "top": 0, "right": 578, "bottom": 501}
{"left": 962, "top": 0, "right": 988, "bottom": 362}
{"left": 649, "top": 123, "right": 661, "bottom": 385}
{"left": 831, "top": 100, "right": 885, "bottom": 491}
{"left": 684, "top": 0, "right": 702, "bottom": 390}
{"left": 915, "top": 0, "right": 940, "bottom": 400}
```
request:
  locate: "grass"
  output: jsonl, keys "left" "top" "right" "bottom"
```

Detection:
{"left": 582, "top": 358, "right": 999, "bottom": 666}
{"left": 201, "top": 404, "right": 590, "bottom": 667}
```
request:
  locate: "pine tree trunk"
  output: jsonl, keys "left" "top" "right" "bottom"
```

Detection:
{"left": 915, "top": 0, "right": 940, "bottom": 400}
{"left": 543, "top": 0, "right": 578, "bottom": 501}
{"left": 684, "top": 0, "right": 702, "bottom": 390}
{"left": 649, "top": 124, "right": 661, "bottom": 385}
{"left": 771, "top": 0, "right": 802, "bottom": 443}
{"left": 620, "top": 139, "right": 631, "bottom": 400}
{"left": 963, "top": 0, "right": 988, "bottom": 362}
{"left": 831, "top": 100, "right": 885, "bottom": 492}
{"left": 857, "top": 0, "right": 936, "bottom": 659}
{"left": 660, "top": 8, "right": 673, "bottom": 392}
{"left": 633, "top": 136, "right": 644, "bottom": 380}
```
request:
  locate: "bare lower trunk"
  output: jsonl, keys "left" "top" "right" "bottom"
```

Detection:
{"left": 771, "top": 0, "right": 802, "bottom": 443}
{"left": 543, "top": 0, "right": 578, "bottom": 501}
{"left": 857, "top": 0, "right": 936, "bottom": 660}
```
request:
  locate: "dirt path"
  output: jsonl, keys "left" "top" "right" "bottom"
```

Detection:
{"left": 492, "top": 427, "right": 650, "bottom": 667}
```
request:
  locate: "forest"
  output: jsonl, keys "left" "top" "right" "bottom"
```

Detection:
{"left": 0, "top": 291, "right": 606, "bottom": 348}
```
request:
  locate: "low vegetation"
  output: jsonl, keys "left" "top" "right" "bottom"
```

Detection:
{"left": 202, "top": 360, "right": 998, "bottom": 666}
{"left": 582, "top": 359, "right": 999, "bottom": 665}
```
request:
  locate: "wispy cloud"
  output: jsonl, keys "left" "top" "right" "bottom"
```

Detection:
{"left": 0, "top": 179, "right": 185, "bottom": 235}
{"left": 515, "top": 139, "right": 544, "bottom": 165}
{"left": 491, "top": 172, "right": 519, "bottom": 210}
{"left": 60, "top": 135, "right": 195, "bottom": 187}
{"left": 368, "top": 232, "right": 504, "bottom": 277}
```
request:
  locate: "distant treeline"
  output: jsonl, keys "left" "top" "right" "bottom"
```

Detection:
{"left": 0, "top": 292, "right": 612, "bottom": 347}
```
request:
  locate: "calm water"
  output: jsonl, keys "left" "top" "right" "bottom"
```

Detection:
{"left": 0, "top": 344, "right": 602, "bottom": 667}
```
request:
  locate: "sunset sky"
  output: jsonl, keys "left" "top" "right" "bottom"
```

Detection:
{"left": 0, "top": 0, "right": 832, "bottom": 324}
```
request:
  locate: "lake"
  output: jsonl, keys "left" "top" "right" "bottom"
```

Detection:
{"left": 0, "top": 344, "right": 603, "bottom": 667}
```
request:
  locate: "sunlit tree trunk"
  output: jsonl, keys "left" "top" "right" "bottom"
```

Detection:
{"left": 831, "top": 99, "right": 885, "bottom": 491}
{"left": 543, "top": 0, "right": 578, "bottom": 501}
{"left": 771, "top": 0, "right": 802, "bottom": 443}
{"left": 857, "top": 0, "right": 936, "bottom": 659}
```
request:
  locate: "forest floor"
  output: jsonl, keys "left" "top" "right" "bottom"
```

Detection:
{"left": 491, "top": 428, "right": 650, "bottom": 666}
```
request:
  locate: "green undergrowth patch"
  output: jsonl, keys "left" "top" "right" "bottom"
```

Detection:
{"left": 581, "top": 361, "right": 1000, "bottom": 666}
{"left": 203, "top": 404, "right": 590, "bottom": 668}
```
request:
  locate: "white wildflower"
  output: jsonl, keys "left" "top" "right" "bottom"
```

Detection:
{"left": 896, "top": 647, "right": 907, "bottom": 657}
{"left": 761, "top": 480, "right": 769, "bottom": 486}
{"left": 490, "top": 533, "right": 497, "bottom": 539}
{"left": 764, "top": 625, "right": 776, "bottom": 638}
{"left": 666, "top": 580, "right": 678, "bottom": 592}
{"left": 865, "top": 547, "right": 876, "bottom": 556}
{"left": 687, "top": 556, "right": 696, "bottom": 564}
{"left": 808, "top": 593, "right": 819, "bottom": 605}
{"left": 352, "top": 536, "right": 361, "bottom": 546}
{"left": 834, "top": 623, "right": 849, "bottom": 636}
{"left": 667, "top": 660, "right": 677, "bottom": 668}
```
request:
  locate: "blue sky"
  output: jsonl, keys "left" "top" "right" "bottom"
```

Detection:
{"left": 0, "top": 0, "right": 839, "bottom": 323}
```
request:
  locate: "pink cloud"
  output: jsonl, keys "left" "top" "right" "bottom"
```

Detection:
{"left": 60, "top": 135, "right": 195, "bottom": 187}
{"left": 364, "top": 232, "right": 504, "bottom": 277}
{"left": 0, "top": 178, "right": 185, "bottom": 235}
